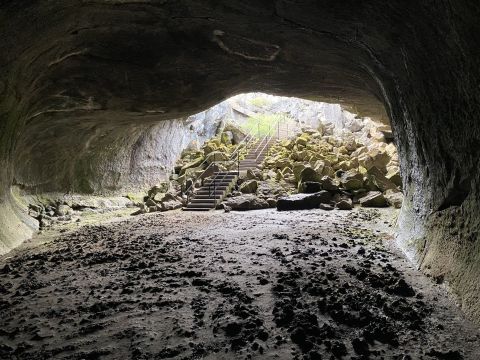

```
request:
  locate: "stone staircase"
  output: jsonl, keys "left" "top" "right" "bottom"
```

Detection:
{"left": 238, "top": 137, "right": 276, "bottom": 172}
{"left": 183, "top": 171, "right": 238, "bottom": 211}
{"left": 183, "top": 122, "right": 292, "bottom": 211}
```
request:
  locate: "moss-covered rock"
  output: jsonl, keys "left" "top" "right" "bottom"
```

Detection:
{"left": 205, "top": 151, "right": 229, "bottom": 164}
{"left": 180, "top": 157, "right": 204, "bottom": 175}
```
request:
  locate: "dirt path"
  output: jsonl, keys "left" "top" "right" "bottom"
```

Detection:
{"left": 0, "top": 208, "right": 479, "bottom": 359}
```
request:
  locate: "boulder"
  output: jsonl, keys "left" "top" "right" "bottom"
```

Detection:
{"left": 221, "top": 131, "right": 233, "bottom": 145}
{"left": 275, "top": 158, "right": 291, "bottom": 170}
{"left": 295, "top": 135, "right": 309, "bottom": 147}
{"left": 205, "top": 151, "right": 229, "bottom": 164}
{"left": 223, "top": 123, "right": 247, "bottom": 144}
{"left": 384, "top": 189, "right": 403, "bottom": 208}
{"left": 292, "top": 163, "right": 307, "bottom": 182}
{"left": 264, "top": 169, "right": 277, "bottom": 180}
{"left": 386, "top": 168, "right": 402, "bottom": 187}
{"left": 299, "top": 167, "right": 321, "bottom": 183}
{"left": 336, "top": 198, "right": 353, "bottom": 210}
{"left": 180, "top": 157, "right": 204, "bottom": 175}
{"left": 246, "top": 168, "right": 263, "bottom": 180}
{"left": 203, "top": 143, "right": 217, "bottom": 155}
{"left": 55, "top": 204, "right": 73, "bottom": 216}
{"left": 370, "top": 127, "right": 386, "bottom": 142}
{"left": 369, "top": 148, "right": 391, "bottom": 171}
{"left": 340, "top": 170, "right": 364, "bottom": 190}
{"left": 161, "top": 192, "right": 182, "bottom": 203}
{"left": 324, "top": 154, "right": 339, "bottom": 165}
{"left": 223, "top": 195, "right": 269, "bottom": 211}
{"left": 367, "top": 166, "right": 397, "bottom": 192}
{"left": 363, "top": 175, "right": 379, "bottom": 191}
{"left": 299, "top": 181, "right": 322, "bottom": 193}
{"left": 320, "top": 176, "right": 339, "bottom": 191}
{"left": 159, "top": 200, "right": 183, "bottom": 212}
{"left": 277, "top": 191, "right": 332, "bottom": 211}
{"left": 148, "top": 183, "right": 170, "bottom": 198}
{"left": 385, "top": 143, "right": 397, "bottom": 157}
{"left": 359, "top": 191, "right": 389, "bottom": 208}
{"left": 266, "top": 198, "right": 277, "bottom": 208}
{"left": 145, "top": 198, "right": 157, "bottom": 207}
{"left": 292, "top": 149, "right": 308, "bottom": 161}
{"left": 240, "top": 180, "right": 258, "bottom": 194}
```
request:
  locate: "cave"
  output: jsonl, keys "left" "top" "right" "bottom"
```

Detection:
{"left": 1, "top": 1, "right": 480, "bottom": 358}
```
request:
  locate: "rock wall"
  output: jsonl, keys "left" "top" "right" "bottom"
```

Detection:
{"left": 13, "top": 105, "right": 228, "bottom": 195}
{"left": 0, "top": 0, "right": 479, "bottom": 323}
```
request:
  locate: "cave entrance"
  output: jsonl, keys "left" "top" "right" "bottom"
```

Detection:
{"left": 166, "top": 92, "right": 402, "bottom": 213}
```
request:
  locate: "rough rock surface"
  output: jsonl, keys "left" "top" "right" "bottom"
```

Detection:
{"left": 277, "top": 191, "right": 332, "bottom": 211}
{"left": 0, "top": 1, "right": 479, "bottom": 324}
{"left": 360, "top": 192, "right": 389, "bottom": 208}
{"left": 223, "top": 194, "right": 269, "bottom": 211}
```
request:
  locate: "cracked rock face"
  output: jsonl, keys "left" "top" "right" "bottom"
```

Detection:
{"left": 0, "top": 1, "right": 479, "bottom": 323}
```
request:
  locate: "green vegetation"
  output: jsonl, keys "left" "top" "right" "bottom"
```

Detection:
{"left": 239, "top": 113, "right": 291, "bottom": 137}
{"left": 248, "top": 96, "right": 271, "bottom": 108}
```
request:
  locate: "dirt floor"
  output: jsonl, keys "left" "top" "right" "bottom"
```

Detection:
{"left": 0, "top": 208, "right": 479, "bottom": 360}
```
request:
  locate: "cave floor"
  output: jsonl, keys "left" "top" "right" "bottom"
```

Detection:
{"left": 0, "top": 208, "right": 479, "bottom": 359}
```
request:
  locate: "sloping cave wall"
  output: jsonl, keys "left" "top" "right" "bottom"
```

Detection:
{"left": 0, "top": 1, "right": 479, "bottom": 323}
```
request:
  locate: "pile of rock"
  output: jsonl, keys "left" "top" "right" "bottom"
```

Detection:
{"left": 28, "top": 196, "right": 135, "bottom": 229}
{"left": 28, "top": 203, "right": 76, "bottom": 229}
{"left": 260, "top": 126, "right": 402, "bottom": 210}
{"left": 171, "top": 129, "right": 247, "bottom": 190}
{"left": 131, "top": 128, "right": 250, "bottom": 214}
{"left": 131, "top": 183, "right": 185, "bottom": 215}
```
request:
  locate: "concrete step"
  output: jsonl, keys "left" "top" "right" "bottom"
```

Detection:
{"left": 206, "top": 179, "right": 235, "bottom": 183}
{"left": 201, "top": 185, "right": 231, "bottom": 190}
{"left": 205, "top": 178, "right": 236, "bottom": 183}
{"left": 193, "top": 195, "right": 223, "bottom": 199}
{"left": 183, "top": 207, "right": 212, "bottom": 211}
{"left": 198, "top": 183, "right": 229, "bottom": 187}
{"left": 195, "top": 188, "right": 226, "bottom": 193}
{"left": 190, "top": 199, "right": 216, "bottom": 204}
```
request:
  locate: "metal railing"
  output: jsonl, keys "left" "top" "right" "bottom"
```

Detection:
{"left": 253, "top": 117, "right": 283, "bottom": 162}
{"left": 182, "top": 115, "right": 296, "bottom": 207}
{"left": 182, "top": 127, "right": 257, "bottom": 204}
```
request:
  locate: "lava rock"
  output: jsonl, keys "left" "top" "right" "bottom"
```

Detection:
{"left": 336, "top": 198, "right": 353, "bottom": 210}
{"left": 223, "top": 195, "right": 269, "bottom": 211}
{"left": 359, "top": 191, "right": 388, "bottom": 207}
{"left": 300, "top": 181, "right": 322, "bottom": 193}
{"left": 277, "top": 191, "right": 332, "bottom": 211}
{"left": 240, "top": 180, "right": 259, "bottom": 194}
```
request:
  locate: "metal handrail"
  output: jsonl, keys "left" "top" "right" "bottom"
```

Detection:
{"left": 182, "top": 126, "right": 258, "bottom": 202}
{"left": 254, "top": 118, "right": 282, "bottom": 162}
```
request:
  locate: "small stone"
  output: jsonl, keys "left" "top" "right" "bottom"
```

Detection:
{"left": 319, "top": 203, "right": 334, "bottom": 211}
